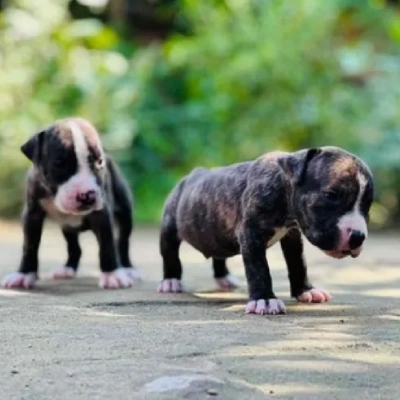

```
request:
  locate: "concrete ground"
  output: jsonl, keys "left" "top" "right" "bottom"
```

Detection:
{"left": 1, "top": 221, "right": 400, "bottom": 400}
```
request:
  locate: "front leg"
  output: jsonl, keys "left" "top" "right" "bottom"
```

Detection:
{"left": 2, "top": 205, "right": 45, "bottom": 289}
{"left": 239, "top": 225, "right": 286, "bottom": 315}
{"left": 89, "top": 209, "right": 135, "bottom": 289}
{"left": 280, "top": 228, "right": 331, "bottom": 303}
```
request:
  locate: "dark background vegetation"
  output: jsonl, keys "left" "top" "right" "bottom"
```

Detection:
{"left": 1, "top": 0, "right": 400, "bottom": 227}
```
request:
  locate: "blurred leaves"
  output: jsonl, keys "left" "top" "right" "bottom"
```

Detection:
{"left": 1, "top": 0, "right": 400, "bottom": 226}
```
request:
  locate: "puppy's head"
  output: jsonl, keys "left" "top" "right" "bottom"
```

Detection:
{"left": 21, "top": 118, "right": 106, "bottom": 215}
{"left": 281, "top": 146, "right": 374, "bottom": 259}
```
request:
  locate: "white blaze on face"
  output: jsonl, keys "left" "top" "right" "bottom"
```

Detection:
{"left": 337, "top": 173, "right": 368, "bottom": 249}
{"left": 70, "top": 120, "right": 91, "bottom": 173}
{"left": 54, "top": 120, "right": 103, "bottom": 215}
{"left": 75, "top": 118, "right": 106, "bottom": 171}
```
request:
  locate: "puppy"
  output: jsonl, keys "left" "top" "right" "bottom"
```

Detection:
{"left": 158, "top": 147, "right": 374, "bottom": 315}
{"left": 2, "top": 117, "right": 140, "bottom": 289}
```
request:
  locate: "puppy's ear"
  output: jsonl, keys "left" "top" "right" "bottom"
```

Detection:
{"left": 21, "top": 130, "right": 45, "bottom": 163}
{"left": 284, "top": 148, "right": 321, "bottom": 186}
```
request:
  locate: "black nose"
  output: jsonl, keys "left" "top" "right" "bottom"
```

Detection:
{"left": 349, "top": 230, "right": 365, "bottom": 250}
{"left": 76, "top": 190, "right": 96, "bottom": 209}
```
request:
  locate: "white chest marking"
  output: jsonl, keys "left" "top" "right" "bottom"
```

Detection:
{"left": 267, "top": 228, "right": 288, "bottom": 248}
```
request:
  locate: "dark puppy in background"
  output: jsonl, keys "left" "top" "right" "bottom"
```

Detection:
{"left": 158, "top": 146, "right": 374, "bottom": 315}
{"left": 2, "top": 117, "right": 140, "bottom": 289}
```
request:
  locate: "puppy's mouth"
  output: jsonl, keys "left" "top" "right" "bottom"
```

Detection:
{"left": 66, "top": 208, "right": 96, "bottom": 216}
{"left": 55, "top": 198, "right": 103, "bottom": 216}
{"left": 57, "top": 204, "right": 95, "bottom": 216}
{"left": 324, "top": 248, "right": 361, "bottom": 259}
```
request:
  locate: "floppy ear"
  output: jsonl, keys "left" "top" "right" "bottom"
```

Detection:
{"left": 21, "top": 130, "right": 45, "bottom": 163}
{"left": 285, "top": 148, "right": 321, "bottom": 186}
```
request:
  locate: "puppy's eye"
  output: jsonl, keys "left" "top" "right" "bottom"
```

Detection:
{"left": 88, "top": 153, "right": 104, "bottom": 170}
{"left": 95, "top": 157, "right": 104, "bottom": 169}
{"left": 323, "top": 191, "right": 340, "bottom": 202}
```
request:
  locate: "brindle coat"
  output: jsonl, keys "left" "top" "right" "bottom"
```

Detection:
{"left": 159, "top": 147, "right": 374, "bottom": 312}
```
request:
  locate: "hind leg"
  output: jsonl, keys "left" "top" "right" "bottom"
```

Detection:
{"left": 111, "top": 168, "right": 141, "bottom": 281}
{"left": 116, "top": 211, "right": 132, "bottom": 267}
{"left": 52, "top": 229, "right": 81, "bottom": 279}
{"left": 213, "top": 258, "right": 240, "bottom": 291}
{"left": 158, "top": 218, "right": 183, "bottom": 293}
{"left": 114, "top": 208, "right": 141, "bottom": 282}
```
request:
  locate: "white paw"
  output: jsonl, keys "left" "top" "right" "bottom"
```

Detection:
{"left": 157, "top": 279, "right": 182, "bottom": 293}
{"left": 245, "top": 298, "right": 286, "bottom": 315}
{"left": 215, "top": 274, "right": 240, "bottom": 291}
{"left": 51, "top": 266, "right": 76, "bottom": 280}
{"left": 123, "top": 267, "right": 142, "bottom": 281}
{"left": 2, "top": 272, "right": 37, "bottom": 289}
{"left": 99, "top": 268, "right": 135, "bottom": 289}
{"left": 297, "top": 288, "right": 332, "bottom": 303}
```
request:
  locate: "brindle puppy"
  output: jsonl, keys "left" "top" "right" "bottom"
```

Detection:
{"left": 158, "top": 147, "right": 374, "bottom": 315}
{"left": 2, "top": 118, "right": 140, "bottom": 290}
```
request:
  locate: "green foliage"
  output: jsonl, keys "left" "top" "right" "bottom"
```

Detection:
{"left": 1, "top": 0, "right": 400, "bottom": 226}
{"left": 0, "top": 0, "right": 139, "bottom": 214}
{"left": 133, "top": 0, "right": 400, "bottom": 225}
